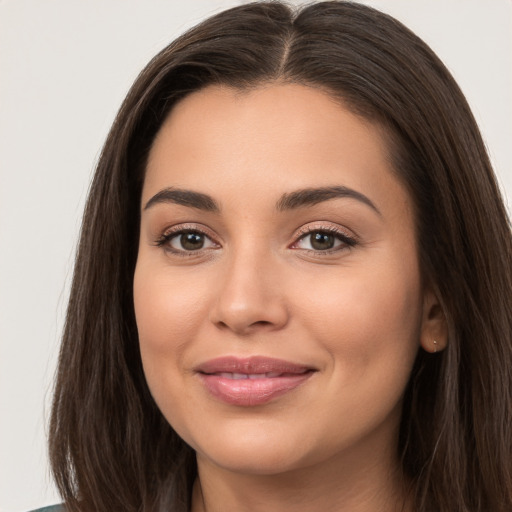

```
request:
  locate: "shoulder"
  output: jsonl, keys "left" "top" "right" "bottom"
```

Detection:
{"left": 29, "top": 506, "right": 65, "bottom": 512}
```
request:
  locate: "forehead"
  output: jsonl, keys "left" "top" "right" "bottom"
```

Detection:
{"left": 143, "top": 83, "right": 410, "bottom": 220}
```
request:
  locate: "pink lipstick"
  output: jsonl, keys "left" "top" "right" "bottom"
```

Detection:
{"left": 195, "top": 356, "right": 315, "bottom": 406}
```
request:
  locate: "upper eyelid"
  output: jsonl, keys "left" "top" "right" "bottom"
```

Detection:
{"left": 292, "top": 222, "right": 358, "bottom": 240}
{"left": 154, "top": 223, "right": 221, "bottom": 251}
{"left": 162, "top": 223, "right": 218, "bottom": 239}
{"left": 289, "top": 223, "right": 359, "bottom": 253}
{"left": 155, "top": 221, "right": 358, "bottom": 247}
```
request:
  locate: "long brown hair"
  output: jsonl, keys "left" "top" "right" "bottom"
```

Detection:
{"left": 49, "top": 2, "right": 512, "bottom": 511}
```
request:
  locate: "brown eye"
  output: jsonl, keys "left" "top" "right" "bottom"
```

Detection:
{"left": 297, "top": 231, "right": 340, "bottom": 251}
{"left": 310, "top": 232, "right": 336, "bottom": 250}
{"left": 293, "top": 228, "right": 357, "bottom": 252}
{"left": 166, "top": 230, "right": 217, "bottom": 252}
{"left": 179, "top": 232, "right": 205, "bottom": 250}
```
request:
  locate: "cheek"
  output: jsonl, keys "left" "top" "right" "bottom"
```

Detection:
{"left": 134, "top": 262, "right": 208, "bottom": 351}
{"left": 297, "top": 255, "right": 422, "bottom": 382}
{"left": 132, "top": 259, "right": 213, "bottom": 406}
{"left": 294, "top": 262, "right": 422, "bottom": 438}
{"left": 133, "top": 260, "right": 213, "bottom": 435}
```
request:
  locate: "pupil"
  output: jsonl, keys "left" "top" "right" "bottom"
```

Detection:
{"left": 311, "top": 232, "right": 334, "bottom": 250}
{"left": 181, "top": 232, "right": 204, "bottom": 250}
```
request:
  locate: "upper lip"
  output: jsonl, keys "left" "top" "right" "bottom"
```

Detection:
{"left": 195, "top": 356, "right": 315, "bottom": 375}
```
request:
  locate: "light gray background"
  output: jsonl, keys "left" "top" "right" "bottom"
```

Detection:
{"left": 1, "top": 1, "right": 511, "bottom": 511}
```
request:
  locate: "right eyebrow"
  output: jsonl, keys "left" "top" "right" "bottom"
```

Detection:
{"left": 143, "top": 187, "right": 220, "bottom": 213}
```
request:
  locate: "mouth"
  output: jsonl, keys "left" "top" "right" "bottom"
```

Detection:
{"left": 195, "top": 356, "right": 317, "bottom": 406}
{"left": 213, "top": 371, "right": 307, "bottom": 379}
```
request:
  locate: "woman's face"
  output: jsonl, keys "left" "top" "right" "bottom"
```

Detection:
{"left": 134, "top": 83, "right": 435, "bottom": 476}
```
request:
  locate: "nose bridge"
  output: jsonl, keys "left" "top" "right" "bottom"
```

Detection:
{"left": 210, "top": 239, "right": 288, "bottom": 334}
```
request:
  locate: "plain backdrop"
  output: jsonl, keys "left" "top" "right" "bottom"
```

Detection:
{"left": 1, "top": 1, "right": 511, "bottom": 511}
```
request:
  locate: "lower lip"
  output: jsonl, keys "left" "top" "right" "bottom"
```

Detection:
{"left": 199, "top": 372, "right": 314, "bottom": 406}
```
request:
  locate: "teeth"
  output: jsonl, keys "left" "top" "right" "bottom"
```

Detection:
{"left": 216, "top": 372, "right": 284, "bottom": 379}
{"left": 217, "top": 372, "right": 247, "bottom": 379}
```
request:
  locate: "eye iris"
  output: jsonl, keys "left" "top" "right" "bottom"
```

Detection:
{"left": 311, "top": 231, "right": 335, "bottom": 250}
{"left": 180, "top": 232, "right": 204, "bottom": 250}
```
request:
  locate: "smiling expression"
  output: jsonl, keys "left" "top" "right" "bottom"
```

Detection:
{"left": 133, "top": 83, "right": 434, "bottom": 476}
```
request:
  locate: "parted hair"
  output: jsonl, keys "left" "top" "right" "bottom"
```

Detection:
{"left": 49, "top": 2, "right": 512, "bottom": 511}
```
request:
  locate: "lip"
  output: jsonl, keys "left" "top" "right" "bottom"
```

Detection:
{"left": 195, "top": 356, "right": 316, "bottom": 406}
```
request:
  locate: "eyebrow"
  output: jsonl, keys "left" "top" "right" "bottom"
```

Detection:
{"left": 144, "top": 187, "right": 220, "bottom": 212}
{"left": 276, "top": 186, "right": 381, "bottom": 216}
{"left": 143, "top": 185, "right": 380, "bottom": 216}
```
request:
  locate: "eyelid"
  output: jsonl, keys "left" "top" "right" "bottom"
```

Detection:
{"left": 290, "top": 222, "right": 358, "bottom": 251}
{"left": 161, "top": 222, "right": 217, "bottom": 238}
{"left": 294, "top": 222, "right": 356, "bottom": 239}
{"left": 154, "top": 223, "right": 221, "bottom": 252}
{"left": 153, "top": 221, "right": 357, "bottom": 255}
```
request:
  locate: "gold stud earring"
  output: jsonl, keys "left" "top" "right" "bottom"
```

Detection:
{"left": 433, "top": 340, "right": 438, "bottom": 353}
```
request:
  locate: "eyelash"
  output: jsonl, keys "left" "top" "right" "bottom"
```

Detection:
{"left": 154, "top": 223, "right": 358, "bottom": 256}
{"left": 154, "top": 224, "right": 218, "bottom": 257}
{"left": 292, "top": 224, "right": 358, "bottom": 254}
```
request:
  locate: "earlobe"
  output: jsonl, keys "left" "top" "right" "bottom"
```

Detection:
{"left": 420, "top": 287, "right": 448, "bottom": 353}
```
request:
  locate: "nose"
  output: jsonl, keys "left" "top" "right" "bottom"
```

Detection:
{"left": 209, "top": 249, "right": 289, "bottom": 335}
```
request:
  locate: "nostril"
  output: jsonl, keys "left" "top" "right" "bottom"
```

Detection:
{"left": 214, "top": 318, "right": 277, "bottom": 334}
{"left": 251, "top": 320, "right": 272, "bottom": 327}
{"left": 209, "top": 292, "right": 289, "bottom": 334}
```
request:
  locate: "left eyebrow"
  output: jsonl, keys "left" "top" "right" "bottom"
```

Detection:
{"left": 275, "top": 186, "right": 381, "bottom": 216}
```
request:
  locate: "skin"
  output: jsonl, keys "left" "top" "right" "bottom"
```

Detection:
{"left": 134, "top": 83, "right": 446, "bottom": 512}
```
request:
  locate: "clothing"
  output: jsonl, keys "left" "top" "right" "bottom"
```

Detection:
{"left": 29, "top": 506, "right": 64, "bottom": 512}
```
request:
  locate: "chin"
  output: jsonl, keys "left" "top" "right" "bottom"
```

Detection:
{"left": 197, "top": 446, "right": 308, "bottom": 476}
{"left": 183, "top": 420, "right": 315, "bottom": 476}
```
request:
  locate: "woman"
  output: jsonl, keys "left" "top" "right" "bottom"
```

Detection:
{"left": 41, "top": 1, "right": 512, "bottom": 511}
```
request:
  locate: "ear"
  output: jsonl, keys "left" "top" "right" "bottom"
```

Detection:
{"left": 420, "top": 286, "right": 448, "bottom": 353}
